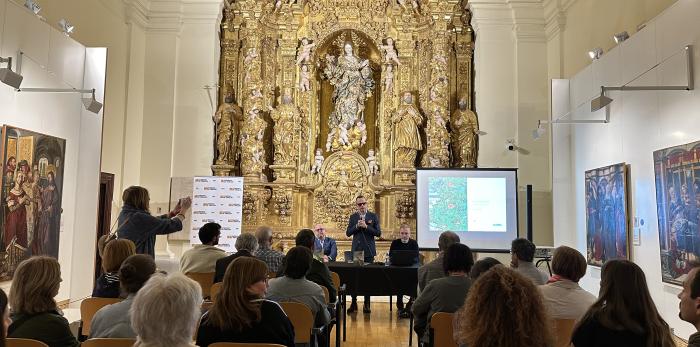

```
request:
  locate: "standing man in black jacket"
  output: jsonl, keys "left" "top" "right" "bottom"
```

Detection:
{"left": 346, "top": 195, "right": 381, "bottom": 313}
{"left": 389, "top": 224, "right": 419, "bottom": 318}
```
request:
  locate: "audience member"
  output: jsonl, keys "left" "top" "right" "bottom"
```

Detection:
{"left": 278, "top": 229, "right": 337, "bottom": 303}
{"left": 93, "top": 238, "right": 136, "bottom": 298}
{"left": 314, "top": 224, "right": 337, "bottom": 262}
{"left": 254, "top": 226, "right": 285, "bottom": 273}
{"left": 571, "top": 259, "right": 674, "bottom": 347}
{"left": 390, "top": 224, "right": 419, "bottom": 318}
{"left": 268, "top": 246, "right": 330, "bottom": 328}
{"left": 679, "top": 262, "right": 700, "bottom": 347}
{"left": 412, "top": 243, "right": 474, "bottom": 344}
{"left": 196, "top": 257, "right": 295, "bottom": 347}
{"left": 510, "top": 238, "right": 549, "bottom": 285}
{"left": 131, "top": 273, "right": 202, "bottom": 347}
{"left": 418, "top": 231, "right": 460, "bottom": 291}
{"left": 469, "top": 257, "right": 502, "bottom": 280}
{"left": 454, "top": 266, "right": 553, "bottom": 347}
{"left": 8, "top": 257, "right": 79, "bottom": 347}
{"left": 215, "top": 232, "right": 258, "bottom": 283}
{"left": 90, "top": 254, "right": 157, "bottom": 338}
{"left": 180, "top": 222, "right": 226, "bottom": 273}
{"left": 1, "top": 288, "right": 8, "bottom": 345}
{"left": 117, "top": 186, "right": 191, "bottom": 258}
{"left": 539, "top": 246, "right": 595, "bottom": 321}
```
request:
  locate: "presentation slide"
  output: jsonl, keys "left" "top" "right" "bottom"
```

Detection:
{"left": 417, "top": 169, "right": 518, "bottom": 251}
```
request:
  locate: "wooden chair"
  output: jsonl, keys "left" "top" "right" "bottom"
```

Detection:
{"left": 209, "top": 343, "right": 286, "bottom": 347}
{"left": 81, "top": 338, "right": 137, "bottom": 347}
{"left": 428, "top": 312, "right": 456, "bottom": 347}
{"left": 185, "top": 272, "right": 215, "bottom": 298}
{"left": 79, "top": 297, "right": 122, "bottom": 337}
{"left": 553, "top": 318, "right": 576, "bottom": 347}
{"left": 211, "top": 282, "right": 223, "bottom": 302}
{"left": 279, "top": 301, "right": 318, "bottom": 345}
{"left": 268, "top": 271, "right": 278, "bottom": 279}
{"left": 321, "top": 286, "right": 330, "bottom": 304}
{"left": 6, "top": 339, "right": 49, "bottom": 347}
{"left": 330, "top": 271, "right": 340, "bottom": 291}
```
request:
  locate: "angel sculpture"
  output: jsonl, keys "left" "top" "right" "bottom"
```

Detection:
{"left": 384, "top": 64, "right": 395, "bottom": 94}
{"left": 367, "top": 149, "right": 380, "bottom": 176}
{"left": 244, "top": 47, "right": 258, "bottom": 66}
{"left": 299, "top": 65, "right": 311, "bottom": 92}
{"left": 310, "top": 148, "right": 324, "bottom": 174}
{"left": 296, "top": 38, "right": 316, "bottom": 65}
{"left": 380, "top": 37, "right": 401, "bottom": 65}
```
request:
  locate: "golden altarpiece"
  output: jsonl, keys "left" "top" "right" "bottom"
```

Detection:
{"left": 211, "top": 0, "right": 478, "bottom": 256}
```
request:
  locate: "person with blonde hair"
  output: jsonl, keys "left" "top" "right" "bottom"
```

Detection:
{"left": 131, "top": 273, "right": 202, "bottom": 347}
{"left": 453, "top": 265, "right": 554, "bottom": 347}
{"left": 93, "top": 238, "right": 136, "bottom": 298}
{"left": 539, "top": 246, "right": 596, "bottom": 321}
{"left": 197, "top": 257, "right": 294, "bottom": 347}
{"left": 117, "top": 186, "right": 191, "bottom": 257}
{"left": 8, "top": 257, "right": 79, "bottom": 347}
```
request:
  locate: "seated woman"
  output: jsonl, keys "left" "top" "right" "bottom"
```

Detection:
{"left": 571, "top": 259, "right": 674, "bottom": 347}
{"left": 93, "top": 239, "right": 136, "bottom": 298}
{"left": 469, "top": 257, "right": 501, "bottom": 280}
{"left": 539, "top": 246, "right": 596, "bottom": 321}
{"left": 131, "top": 273, "right": 202, "bottom": 347}
{"left": 454, "top": 266, "right": 553, "bottom": 347}
{"left": 412, "top": 243, "right": 474, "bottom": 344}
{"left": 8, "top": 257, "right": 80, "bottom": 347}
{"left": 196, "top": 257, "right": 295, "bottom": 347}
{"left": 90, "top": 254, "right": 157, "bottom": 338}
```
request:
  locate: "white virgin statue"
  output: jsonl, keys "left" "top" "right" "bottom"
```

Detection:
{"left": 323, "top": 41, "right": 375, "bottom": 151}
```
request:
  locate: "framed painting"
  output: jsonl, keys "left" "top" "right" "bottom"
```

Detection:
{"left": 0, "top": 126, "right": 66, "bottom": 279}
{"left": 585, "top": 163, "right": 630, "bottom": 267}
{"left": 654, "top": 140, "right": 700, "bottom": 285}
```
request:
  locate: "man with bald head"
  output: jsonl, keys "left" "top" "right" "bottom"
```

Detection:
{"left": 313, "top": 224, "right": 337, "bottom": 262}
{"left": 417, "top": 231, "right": 460, "bottom": 291}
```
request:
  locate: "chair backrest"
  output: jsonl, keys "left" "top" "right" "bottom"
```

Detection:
{"left": 430, "top": 312, "right": 456, "bottom": 347}
{"left": 80, "top": 297, "right": 122, "bottom": 336}
{"left": 279, "top": 301, "right": 314, "bottom": 344}
{"left": 185, "top": 272, "right": 215, "bottom": 297}
{"left": 209, "top": 343, "right": 286, "bottom": 347}
{"left": 321, "top": 286, "right": 330, "bottom": 304}
{"left": 81, "top": 338, "right": 137, "bottom": 347}
{"left": 6, "top": 338, "right": 49, "bottom": 347}
{"left": 268, "top": 271, "right": 278, "bottom": 279}
{"left": 330, "top": 271, "right": 340, "bottom": 290}
{"left": 553, "top": 318, "right": 576, "bottom": 347}
{"left": 211, "top": 282, "right": 223, "bottom": 302}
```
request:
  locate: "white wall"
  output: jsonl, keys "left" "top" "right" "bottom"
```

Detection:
{"left": 552, "top": 0, "right": 700, "bottom": 338}
{"left": 0, "top": 0, "right": 105, "bottom": 301}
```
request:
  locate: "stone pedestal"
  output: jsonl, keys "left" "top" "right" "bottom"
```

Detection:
{"left": 211, "top": 164, "right": 236, "bottom": 176}
{"left": 270, "top": 164, "right": 297, "bottom": 183}
{"left": 393, "top": 167, "right": 416, "bottom": 186}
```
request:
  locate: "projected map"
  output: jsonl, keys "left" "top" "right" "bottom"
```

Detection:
{"left": 428, "top": 177, "right": 468, "bottom": 231}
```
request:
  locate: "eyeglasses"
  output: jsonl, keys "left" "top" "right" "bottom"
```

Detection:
{"left": 356, "top": 202, "right": 367, "bottom": 206}
{"left": 314, "top": 228, "right": 324, "bottom": 232}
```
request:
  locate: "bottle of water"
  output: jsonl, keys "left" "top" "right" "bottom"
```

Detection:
{"left": 384, "top": 252, "right": 390, "bottom": 266}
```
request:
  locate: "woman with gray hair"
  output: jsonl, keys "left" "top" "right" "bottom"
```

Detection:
{"left": 131, "top": 273, "right": 202, "bottom": 347}
{"left": 214, "top": 232, "right": 259, "bottom": 282}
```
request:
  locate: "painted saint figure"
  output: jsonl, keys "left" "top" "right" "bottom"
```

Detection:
{"left": 33, "top": 172, "right": 60, "bottom": 256}
{"left": 4, "top": 171, "right": 29, "bottom": 249}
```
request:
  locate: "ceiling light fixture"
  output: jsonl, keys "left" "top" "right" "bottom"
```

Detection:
{"left": 0, "top": 57, "right": 23, "bottom": 89}
{"left": 613, "top": 31, "right": 629, "bottom": 44}
{"left": 58, "top": 19, "right": 74, "bottom": 36}
{"left": 588, "top": 47, "right": 603, "bottom": 60}
{"left": 24, "top": 0, "right": 41, "bottom": 15}
{"left": 17, "top": 87, "right": 103, "bottom": 114}
{"left": 532, "top": 120, "right": 546, "bottom": 140}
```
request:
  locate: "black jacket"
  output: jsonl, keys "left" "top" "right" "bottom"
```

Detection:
{"left": 9, "top": 310, "right": 80, "bottom": 347}
{"left": 214, "top": 250, "right": 254, "bottom": 283}
{"left": 346, "top": 211, "right": 381, "bottom": 259}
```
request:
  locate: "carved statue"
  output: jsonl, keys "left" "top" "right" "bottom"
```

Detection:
{"left": 380, "top": 37, "right": 401, "bottom": 65}
{"left": 384, "top": 64, "right": 394, "bottom": 94}
{"left": 299, "top": 65, "right": 311, "bottom": 92}
{"left": 311, "top": 148, "right": 324, "bottom": 174}
{"left": 393, "top": 92, "right": 423, "bottom": 168}
{"left": 213, "top": 94, "right": 244, "bottom": 165}
{"left": 296, "top": 38, "right": 316, "bottom": 66}
{"left": 270, "top": 88, "right": 303, "bottom": 166}
{"left": 323, "top": 42, "right": 375, "bottom": 151}
{"left": 452, "top": 95, "right": 479, "bottom": 168}
{"left": 422, "top": 85, "right": 450, "bottom": 167}
{"left": 240, "top": 108, "right": 268, "bottom": 176}
{"left": 367, "top": 149, "right": 379, "bottom": 175}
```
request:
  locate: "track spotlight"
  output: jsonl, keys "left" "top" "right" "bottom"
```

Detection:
{"left": 588, "top": 47, "right": 603, "bottom": 60}
{"left": 24, "top": 0, "right": 41, "bottom": 15}
{"left": 0, "top": 57, "right": 23, "bottom": 89}
{"left": 591, "top": 92, "right": 613, "bottom": 112}
{"left": 58, "top": 19, "right": 74, "bottom": 36}
{"left": 82, "top": 90, "right": 103, "bottom": 114}
{"left": 613, "top": 31, "right": 629, "bottom": 44}
{"left": 532, "top": 121, "right": 546, "bottom": 140}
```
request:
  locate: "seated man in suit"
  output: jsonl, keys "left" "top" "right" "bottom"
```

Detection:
{"left": 314, "top": 224, "right": 337, "bottom": 262}
{"left": 418, "top": 231, "right": 460, "bottom": 291}
{"left": 389, "top": 224, "right": 419, "bottom": 318}
{"left": 214, "top": 232, "right": 258, "bottom": 283}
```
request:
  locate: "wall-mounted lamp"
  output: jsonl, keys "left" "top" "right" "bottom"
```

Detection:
{"left": 58, "top": 19, "right": 74, "bottom": 36}
{"left": 588, "top": 47, "right": 603, "bottom": 60}
{"left": 613, "top": 31, "right": 629, "bottom": 44}
{"left": 0, "top": 57, "right": 23, "bottom": 89}
{"left": 17, "top": 87, "right": 103, "bottom": 114}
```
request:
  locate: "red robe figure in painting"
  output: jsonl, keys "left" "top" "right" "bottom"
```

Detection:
{"left": 33, "top": 172, "right": 59, "bottom": 256}
{"left": 4, "top": 172, "right": 28, "bottom": 249}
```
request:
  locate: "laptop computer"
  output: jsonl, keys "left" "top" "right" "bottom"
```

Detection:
{"left": 389, "top": 250, "right": 419, "bottom": 266}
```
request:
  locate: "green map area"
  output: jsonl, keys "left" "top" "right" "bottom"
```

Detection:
{"left": 428, "top": 177, "right": 468, "bottom": 231}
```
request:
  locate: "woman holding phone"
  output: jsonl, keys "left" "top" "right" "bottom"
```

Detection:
{"left": 116, "top": 186, "right": 191, "bottom": 258}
